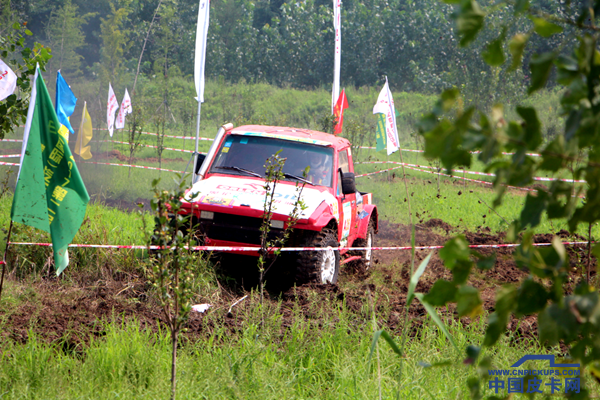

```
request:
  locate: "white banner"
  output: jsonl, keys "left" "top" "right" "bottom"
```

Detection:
{"left": 331, "top": 0, "right": 341, "bottom": 114}
{"left": 107, "top": 83, "right": 119, "bottom": 137}
{"left": 372, "top": 77, "right": 399, "bottom": 155}
{"left": 0, "top": 58, "right": 17, "bottom": 101}
{"left": 115, "top": 88, "right": 132, "bottom": 130}
{"left": 194, "top": 0, "right": 210, "bottom": 103}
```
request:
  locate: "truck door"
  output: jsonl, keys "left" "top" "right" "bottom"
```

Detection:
{"left": 336, "top": 148, "right": 355, "bottom": 249}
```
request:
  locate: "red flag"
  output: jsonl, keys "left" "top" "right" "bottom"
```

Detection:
{"left": 333, "top": 89, "right": 349, "bottom": 135}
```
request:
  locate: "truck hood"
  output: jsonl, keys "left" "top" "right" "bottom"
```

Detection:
{"left": 184, "top": 176, "right": 339, "bottom": 220}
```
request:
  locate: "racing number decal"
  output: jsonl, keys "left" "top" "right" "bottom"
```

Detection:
{"left": 341, "top": 202, "right": 352, "bottom": 243}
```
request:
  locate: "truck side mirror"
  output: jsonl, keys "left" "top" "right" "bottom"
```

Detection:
{"left": 194, "top": 153, "right": 207, "bottom": 174}
{"left": 341, "top": 172, "right": 356, "bottom": 195}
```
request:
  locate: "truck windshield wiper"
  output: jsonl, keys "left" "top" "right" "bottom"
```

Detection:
{"left": 283, "top": 172, "right": 315, "bottom": 186}
{"left": 216, "top": 165, "right": 261, "bottom": 178}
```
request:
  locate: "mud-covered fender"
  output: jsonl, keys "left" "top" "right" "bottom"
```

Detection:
{"left": 355, "top": 204, "right": 378, "bottom": 240}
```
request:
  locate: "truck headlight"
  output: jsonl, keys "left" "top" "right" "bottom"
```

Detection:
{"left": 200, "top": 211, "right": 214, "bottom": 220}
{"left": 270, "top": 220, "right": 284, "bottom": 229}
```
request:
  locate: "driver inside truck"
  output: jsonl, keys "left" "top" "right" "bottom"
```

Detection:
{"left": 307, "top": 151, "right": 331, "bottom": 185}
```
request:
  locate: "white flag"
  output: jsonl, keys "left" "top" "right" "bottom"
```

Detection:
{"left": 0, "top": 58, "right": 17, "bottom": 101}
{"left": 115, "top": 88, "right": 132, "bottom": 130}
{"left": 331, "top": 0, "right": 341, "bottom": 114}
{"left": 107, "top": 83, "right": 119, "bottom": 137}
{"left": 372, "top": 77, "right": 399, "bottom": 156}
{"left": 194, "top": 0, "right": 210, "bottom": 103}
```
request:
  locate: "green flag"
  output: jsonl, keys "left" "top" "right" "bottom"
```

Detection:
{"left": 11, "top": 67, "right": 90, "bottom": 275}
{"left": 375, "top": 113, "right": 387, "bottom": 152}
{"left": 375, "top": 108, "right": 399, "bottom": 153}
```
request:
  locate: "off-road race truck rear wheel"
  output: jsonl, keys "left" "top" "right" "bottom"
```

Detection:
{"left": 349, "top": 219, "right": 375, "bottom": 275}
{"left": 296, "top": 227, "right": 340, "bottom": 284}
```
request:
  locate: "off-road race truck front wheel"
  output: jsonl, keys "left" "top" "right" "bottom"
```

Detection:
{"left": 296, "top": 227, "right": 340, "bottom": 284}
{"left": 349, "top": 219, "right": 375, "bottom": 275}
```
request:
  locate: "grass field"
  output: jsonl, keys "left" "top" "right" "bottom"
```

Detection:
{"left": 0, "top": 289, "right": 562, "bottom": 400}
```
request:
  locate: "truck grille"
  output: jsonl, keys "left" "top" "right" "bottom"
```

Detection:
{"left": 201, "top": 212, "right": 283, "bottom": 245}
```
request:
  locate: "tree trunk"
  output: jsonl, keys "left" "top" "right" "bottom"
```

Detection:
{"left": 170, "top": 330, "right": 177, "bottom": 400}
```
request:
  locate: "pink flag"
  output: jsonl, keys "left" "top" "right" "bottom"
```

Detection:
{"left": 115, "top": 88, "right": 132, "bottom": 130}
{"left": 0, "top": 58, "right": 17, "bottom": 101}
{"left": 106, "top": 83, "right": 119, "bottom": 137}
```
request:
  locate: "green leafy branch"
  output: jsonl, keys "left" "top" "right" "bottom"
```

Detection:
{"left": 258, "top": 151, "right": 308, "bottom": 302}
{"left": 0, "top": 21, "right": 52, "bottom": 139}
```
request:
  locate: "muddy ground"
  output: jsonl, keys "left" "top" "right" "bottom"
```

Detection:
{"left": 0, "top": 218, "right": 595, "bottom": 349}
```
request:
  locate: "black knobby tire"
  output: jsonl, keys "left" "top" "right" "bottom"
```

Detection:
{"left": 295, "top": 227, "right": 340, "bottom": 285}
{"left": 349, "top": 220, "right": 375, "bottom": 275}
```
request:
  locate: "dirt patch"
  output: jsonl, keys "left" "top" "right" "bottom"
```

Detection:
{"left": 0, "top": 218, "right": 596, "bottom": 348}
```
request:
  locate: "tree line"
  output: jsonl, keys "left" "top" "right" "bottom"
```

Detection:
{"left": 3, "top": 0, "right": 580, "bottom": 106}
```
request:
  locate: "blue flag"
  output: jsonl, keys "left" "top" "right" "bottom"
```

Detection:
{"left": 55, "top": 71, "right": 77, "bottom": 133}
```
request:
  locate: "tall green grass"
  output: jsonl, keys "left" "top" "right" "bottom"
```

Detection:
{"left": 0, "top": 302, "right": 565, "bottom": 400}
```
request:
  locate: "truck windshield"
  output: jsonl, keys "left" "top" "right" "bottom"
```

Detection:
{"left": 210, "top": 134, "right": 334, "bottom": 187}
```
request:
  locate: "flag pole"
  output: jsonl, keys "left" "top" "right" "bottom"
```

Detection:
{"left": 192, "top": 100, "right": 202, "bottom": 181}
{"left": 192, "top": 0, "right": 209, "bottom": 184}
{"left": 0, "top": 220, "right": 14, "bottom": 302}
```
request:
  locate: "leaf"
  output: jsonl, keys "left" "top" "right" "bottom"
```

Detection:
{"left": 519, "top": 191, "right": 549, "bottom": 229}
{"left": 455, "top": 0, "right": 485, "bottom": 47}
{"left": 368, "top": 329, "right": 403, "bottom": 366}
{"left": 508, "top": 33, "right": 528, "bottom": 70}
{"left": 415, "top": 293, "right": 460, "bottom": 353}
{"left": 539, "top": 136, "right": 566, "bottom": 171}
{"left": 483, "top": 34, "right": 506, "bottom": 66}
{"left": 456, "top": 285, "right": 483, "bottom": 318}
{"left": 433, "top": 88, "right": 460, "bottom": 115}
{"left": 556, "top": 55, "right": 580, "bottom": 85}
{"left": 439, "top": 235, "right": 470, "bottom": 269}
{"left": 465, "top": 345, "right": 480, "bottom": 364}
{"left": 516, "top": 106, "right": 542, "bottom": 150}
{"left": 538, "top": 303, "right": 579, "bottom": 345}
{"left": 495, "top": 285, "right": 518, "bottom": 317}
{"left": 474, "top": 251, "right": 496, "bottom": 270}
{"left": 528, "top": 52, "right": 555, "bottom": 94}
{"left": 483, "top": 312, "right": 507, "bottom": 346}
{"left": 423, "top": 280, "right": 457, "bottom": 306}
{"left": 530, "top": 16, "right": 563, "bottom": 37}
{"left": 515, "top": 278, "right": 549, "bottom": 316}
{"left": 407, "top": 252, "right": 433, "bottom": 306}
{"left": 451, "top": 259, "right": 473, "bottom": 284}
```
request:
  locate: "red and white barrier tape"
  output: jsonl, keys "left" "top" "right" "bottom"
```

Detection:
{"left": 82, "top": 161, "right": 185, "bottom": 174}
{"left": 356, "top": 145, "right": 543, "bottom": 158}
{"left": 405, "top": 165, "right": 586, "bottom": 199}
{"left": 139, "top": 131, "right": 212, "bottom": 141}
{"left": 93, "top": 128, "right": 213, "bottom": 141}
{"left": 0, "top": 162, "right": 19, "bottom": 166}
{"left": 356, "top": 165, "right": 404, "bottom": 178}
{"left": 356, "top": 161, "right": 586, "bottom": 183}
{"left": 0, "top": 138, "right": 22, "bottom": 143}
{"left": 404, "top": 165, "right": 541, "bottom": 194}
{"left": 97, "top": 140, "right": 201, "bottom": 154}
{"left": 0, "top": 154, "right": 19, "bottom": 158}
{"left": 7, "top": 241, "right": 592, "bottom": 251}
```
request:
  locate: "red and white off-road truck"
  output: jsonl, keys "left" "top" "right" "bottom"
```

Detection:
{"left": 178, "top": 123, "right": 378, "bottom": 284}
